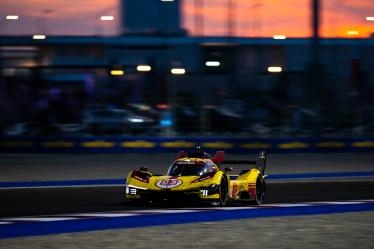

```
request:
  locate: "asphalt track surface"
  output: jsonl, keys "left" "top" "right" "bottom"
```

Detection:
{"left": 0, "top": 153, "right": 374, "bottom": 217}
{"left": 0, "top": 153, "right": 374, "bottom": 245}
{"left": 1, "top": 180, "right": 374, "bottom": 218}
{"left": 1, "top": 153, "right": 373, "bottom": 218}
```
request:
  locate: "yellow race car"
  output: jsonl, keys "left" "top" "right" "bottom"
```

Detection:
{"left": 125, "top": 147, "right": 267, "bottom": 206}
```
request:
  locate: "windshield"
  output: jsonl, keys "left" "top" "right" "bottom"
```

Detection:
{"left": 167, "top": 160, "right": 217, "bottom": 176}
{"left": 167, "top": 160, "right": 206, "bottom": 176}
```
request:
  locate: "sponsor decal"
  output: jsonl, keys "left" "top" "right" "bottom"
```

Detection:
{"left": 191, "top": 172, "right": 216, "bottom": 183}
{"left": 175, "top": 160, "right": 196, "bottom": 165}
{"left": 249, "top": 188, "right": 257, "bottom": 200}
{"left": 156, "top": 179, "right": 183, "bottom": 189}
{"left": 131, "top": 171, "right": 150, "bottom": 183}
{"left": 248, "top": 182, "right": 256, "bottom": 199}
{"left": 231, "top": 183, "right": 238, "bottom": 198}
{"left": 133, "top": 175, "right": 148, "bottom": 183}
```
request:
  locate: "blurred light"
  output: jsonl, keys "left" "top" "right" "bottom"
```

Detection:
{"left": 131, "top": 103, "right": 151, "bottom": 111}
{"left": 3, "top": 68, "right": 16, "bottom": 76}
{"left": 161, "top": 0, "right": 174, "bottom": 2}
{"left": 137, "top": 65, "right": 152, "bottom": 72}
{"left": 160, "top": 119, "right": 172, "bottom": 127}
{"left": 366, "top": 17, "right": 374, "bottom": 21}
{"left": 156, "top": 104, "right": 169, "bottom": 110}
{"left": 110, "top": 69, "right": 124, "bottom": 76}
{"left": 273, "top": 35, "right": 287, "bottom": 40}
{"left": 267, "top": 66, "right": 282, "bottom": 73}
{"left": 205, "top": 61, "right": 221, "bottom": 67}
{"left": 347, "top": 30, "right": 359, "bottom": 35}
{"left": 100, "top": 16, "right": 114, "bottom": 21}
{"left": 0, "top": 46, "right": 37, "bottom": 51}
{"left": 5, "top": 15, "right": 19, "bottom": 20}
{"left": 32, "top": 35, "right": 46, "bottom": 40}
{"left": 171, "top": 68, "right": 186, "bottom": 75}
{"left": 128, "top": 118, "right": 144, "bottom": 123}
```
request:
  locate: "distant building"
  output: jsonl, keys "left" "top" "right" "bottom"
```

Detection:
{"left": 120, "top": 0, "right": 184, "bottom": 36}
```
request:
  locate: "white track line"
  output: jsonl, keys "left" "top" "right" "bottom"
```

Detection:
{"left": 2, "top": 217, "right": 78, "bottom": 222}
{"left": 0, "top": 184, "right": 122, "bottom": 190}
{"left": 260, "top": 203, "right": 312, "bottom": 207}
{"left": 311, "top": 201, "right": 364, "bottom": 205}
{"left": 353, "top": 199, "right": 374, "bottom": 202}
{"left": 132, "top": 210, "right": 199, "bottom": 214}
{"left": 209, "top": 206, "right": 260, "bottom": 210}
{"left": 1, "top": 200, "right": 373, "bottom": 225}
{"left": 69, "top": 213, "right": 138, "bottom": 217}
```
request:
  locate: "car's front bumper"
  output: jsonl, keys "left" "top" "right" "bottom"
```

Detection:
{"left": 125, "top": 185, "right": 219, "bottom": 203}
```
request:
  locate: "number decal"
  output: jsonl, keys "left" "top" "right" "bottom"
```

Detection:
{"left": 156, "top": 179, "right": 183, "bottom": 189}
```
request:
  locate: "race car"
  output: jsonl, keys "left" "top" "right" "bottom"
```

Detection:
{"left": 125, "top": 147, "right": 267, "bottom": 206}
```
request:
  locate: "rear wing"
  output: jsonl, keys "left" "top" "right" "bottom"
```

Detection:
{"left": 221, "top": 151, "right": 266, "bottom": 175}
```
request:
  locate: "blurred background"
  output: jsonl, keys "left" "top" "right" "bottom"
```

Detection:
{"left": 0, "top": 0, "right": 373, "bottom": 139}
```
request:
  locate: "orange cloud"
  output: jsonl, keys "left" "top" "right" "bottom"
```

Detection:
{"left": 0, "top": 0, "right": 372, "bottom": 37}
{"left": 183, "top": 0, "right": 374, "bottom": 38}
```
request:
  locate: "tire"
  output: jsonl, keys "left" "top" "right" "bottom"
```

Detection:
{"left": 251, "top": 177, "right": 266, "bottom": 205}
{"left": 218, "top": 176, "right": 229, "bottom": 206}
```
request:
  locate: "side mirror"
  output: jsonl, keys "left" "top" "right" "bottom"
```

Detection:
{"left": 224, "top": 167, "right": 233, "bottom": 172}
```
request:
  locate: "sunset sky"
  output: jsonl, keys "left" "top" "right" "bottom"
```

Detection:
{"left": 0, "top": 0, "right": 373, "bottom": 38}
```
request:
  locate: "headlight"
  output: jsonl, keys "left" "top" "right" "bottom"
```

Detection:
{"left": 126, "top": 186, "right": 136, "bottom": 195}
{"left": 126, "top": 185, "right": 147, "bottom": 195}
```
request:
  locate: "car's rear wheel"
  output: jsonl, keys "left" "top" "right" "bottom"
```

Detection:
{"left": 251, "top": 176, "right": 266, "bottom": 205}
{"left": 218, "top": 177, "right": 228, "bottom": 206}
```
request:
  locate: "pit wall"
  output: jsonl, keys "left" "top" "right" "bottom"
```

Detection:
{"left": 0, "top": 137, "right": 373, "bottom": 153}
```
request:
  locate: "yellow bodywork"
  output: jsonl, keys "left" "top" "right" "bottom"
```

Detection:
{"left": 125, "top": 157, "right": 263, "bottom": 203}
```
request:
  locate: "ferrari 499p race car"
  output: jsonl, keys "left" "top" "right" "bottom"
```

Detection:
{"left": 125, "top": 147, "right": 267, "bottom": 206}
